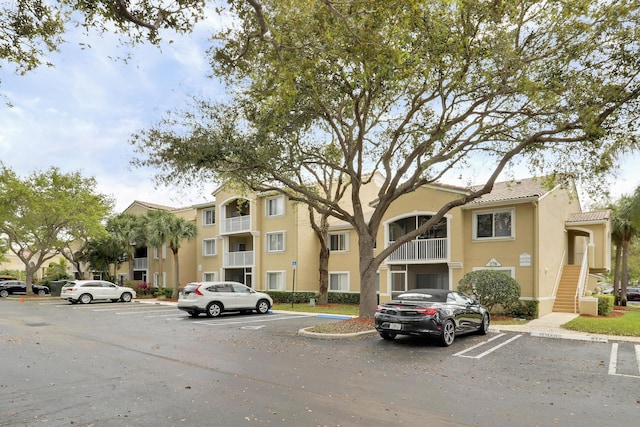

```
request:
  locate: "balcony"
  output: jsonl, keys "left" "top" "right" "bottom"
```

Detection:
{"left": 133, "top": 257, "right": 148, "bottom": 270}
{"left": 387, "top": 238, "right": 447, "bottom": 263}
{"left": 224, "top": 251, "right": 254, "bottom": 268}
{"left": 222, "top": 215, "right": 252, "bottom": 234}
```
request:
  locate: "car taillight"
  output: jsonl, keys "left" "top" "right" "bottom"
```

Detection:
{"left": 416, "top": 307, "right": 437, "bottom": 316}
{"left": 376, "top": 305, "right": 386, "bottom": 312}
{"left": 194, "top": 285, "right": 204, "bottom": 296}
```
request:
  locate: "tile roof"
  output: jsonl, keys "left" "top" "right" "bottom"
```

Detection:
{"left": 566, "top": 210, "right": 611, "bottom": 223}
{"left": 130, "top": 200, "right": 179, "bottom": 211}
{"left": 467, "top": 177, "right": 554, "bottom": 205}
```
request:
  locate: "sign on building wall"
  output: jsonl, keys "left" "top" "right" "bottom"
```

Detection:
{"left": 519, "top": 253, "right": 532, "bottom": 267}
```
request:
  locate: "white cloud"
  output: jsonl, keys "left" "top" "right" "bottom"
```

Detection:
{"left": 0, "top": 15, "right": 222, "bottom": 214}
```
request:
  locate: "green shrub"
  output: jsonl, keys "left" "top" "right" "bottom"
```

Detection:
{"left": 265, "top": 291, "right": 360, "bottom": 305}
{"left": 504, "top": 300, "right": 539, "bottom": 319}
{"left": 151, "top": 287, "right": 174, "bottom": 298}
{"left": 595, "top": 294, "right": 614, "bottom": 316}
{"left": 458, "top": 270, "right": 521, "bottom": 313}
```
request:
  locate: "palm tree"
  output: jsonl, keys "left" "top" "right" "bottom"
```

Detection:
{"left": 83, "top": 235, "right": 124, "bottom": 281}
{"left": 145, "top": 210, "right": 197, "bottom": 299}
{"left": 106, "top": 213, "right": 147, "bottom": 283}
{"left": 611, "top": 193, "right": 640, "bottom": 306}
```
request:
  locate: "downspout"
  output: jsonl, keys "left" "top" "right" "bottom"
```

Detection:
{"left": 533, "top": 201, "right": 539, "bottom": 302}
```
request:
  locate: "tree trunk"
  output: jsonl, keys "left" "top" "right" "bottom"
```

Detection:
{"left": 127, "top": 254, "right": 134, "bottom": 284}
{"left": 358, "top": 234, "right": 378, "bottom": 318}
{"left": 613, "top": 242, "right": 622, "bottom": 305}
{"left": 621, "top": 238, "right": 630, "bottom": 306}
{"left": 172, "top": 248, "right": 180, "bottom": 300}
{"left": 318, "top": 245, "right": 329, "bottom": 304}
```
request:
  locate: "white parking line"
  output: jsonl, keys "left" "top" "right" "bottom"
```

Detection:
{"left": 608, "top": 343, "right": 640, "bottom": 378}
{"left": 112, "top": 308, "right": 177, "bottom": 314}
{"left": 198, "top": 314, "right": 310, "bottom": 326}
{"left": 454, "top": 333, "right": 523, "bottom": 359}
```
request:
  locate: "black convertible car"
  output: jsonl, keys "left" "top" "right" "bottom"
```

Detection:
{"left": 374, "top": 288, "right": 490, "bottom": 346}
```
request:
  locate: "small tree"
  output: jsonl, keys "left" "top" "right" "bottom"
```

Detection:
{"left": 458, "top": 270, "right": 521, "bottom": 313}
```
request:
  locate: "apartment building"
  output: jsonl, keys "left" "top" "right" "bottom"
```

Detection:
{"left": 120, "top": 176, "right": 611, "bottom": 316}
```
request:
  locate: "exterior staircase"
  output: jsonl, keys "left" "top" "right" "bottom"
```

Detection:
{"left": 553, "top": 265, "right": 581, "bottom": 313}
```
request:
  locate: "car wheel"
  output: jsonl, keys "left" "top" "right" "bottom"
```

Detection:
{"left": 120, "top": 292, "right": 132, "bottom": 303}
{"left": 0, "top": 290, "right": 8, "bottom": 298}
{"left": 379, "top": 332, "right": 396, "bottom": 341}
{"left": 206, "top": 302, "right": 222, "bottom": 318}
{"left": 256, "top": 299, "right": 270, "bottom": 314}
{"left": 478, "top": 314, "right": 490, "bottom": 335}
{"left": 439, "top": 320, "right": 455, "bottom": 347}
{"left": 79, "top": 293, "right": 93, "bottom": 304}
{"left": 37, "top": 289, "right": 47, "bottom": 296}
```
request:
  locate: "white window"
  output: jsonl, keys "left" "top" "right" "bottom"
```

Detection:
{"left": 473, "top": 208, "right": 514, "bottom": 240}
{"left": 329, "top": 232, "right": 349, "bottom": 252}
{"left": 266, "top": 232, "right": 285, "bottom": 252}
{"left": 203, "top": 272, "right": 218, "bottom": 281}
{"left": 203, "top": 239, "right": 217, "bottom": 256}
{"left": 203, "top": 209, "right": 215, "bottom": 226}
{"left": 153, "top": 272, "right": 159, "bottom": 287}
{"left": 266, "top": 271, "right": 286, "bottom": 290}
{"left": 153, "top": 245, "right": 166, "bottom": 259}
{"left": 266, "top": 196, "right": 285, "bottom": 217}
{"left": 329, "top": 272, "right": 349, "bottom": 291}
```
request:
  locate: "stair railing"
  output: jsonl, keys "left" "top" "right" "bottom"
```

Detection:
{"left": 552, "top": 250, "right": 567, "bottom": 300}
{"left": 574, "top": 250, "right": 589, "bottom": 313}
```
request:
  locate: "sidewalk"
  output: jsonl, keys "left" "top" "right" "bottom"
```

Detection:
{"left": 490, "top": 312, "right": 640, "bottom": 343}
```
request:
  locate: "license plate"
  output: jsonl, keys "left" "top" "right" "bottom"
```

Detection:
{"left": 389, "top": 323, "right": 402, "bottom": 330}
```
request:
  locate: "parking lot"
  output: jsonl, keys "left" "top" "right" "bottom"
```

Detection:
{"left": 1, "top": 298, "right": 639, "bottom": 426}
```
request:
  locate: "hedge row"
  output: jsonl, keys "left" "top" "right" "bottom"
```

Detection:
{"left": 265, "top": 291, "right": 360, "bottom": 305}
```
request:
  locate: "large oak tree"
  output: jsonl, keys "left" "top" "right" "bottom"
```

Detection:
{"left": 132, "top": 0, "right": 640, "bottom": 318}
{"left": 0, "top": 0, "right": 205, "bottom": 81}
{"left": 0, "top": 163, "right": 113, "bottom": 285}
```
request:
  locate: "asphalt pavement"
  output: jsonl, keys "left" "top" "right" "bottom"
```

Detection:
{"left": 137, "top": 298, "right": 640, "bottom": 343}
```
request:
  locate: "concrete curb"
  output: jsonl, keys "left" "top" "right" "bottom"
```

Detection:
{"left": 297, "top": 326, "right": 378, "bottom": 340}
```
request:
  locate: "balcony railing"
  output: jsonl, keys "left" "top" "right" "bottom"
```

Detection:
{"left": 223, "top": 251, "right": 254, "bottom": 268}
{"left": 387, "top": 238, "right": 447, "bottom": 262}
{"left": 133, "top": 257, "right": 148, "bottom": 270}
{"left": 222, "top": 215, "right": 252, "bottom": 234}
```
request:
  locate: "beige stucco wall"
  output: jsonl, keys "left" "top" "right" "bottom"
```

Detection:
{"left": 118, "top": 202, "right": 199, "bottom": 289}
{"left": 536, "top": 188, "right": 581, "bottom": 312}
{"left": 462, "top": 202, "right": 536, "bottom": 297}
{"left": 195, "top": 202, "right": 218, "bottom": 282}
{"left": 376, "top": 184, "right": 468, "bottom": 299}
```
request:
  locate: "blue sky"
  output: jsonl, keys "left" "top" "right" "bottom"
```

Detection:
{"left": 0, "top": 14, "right": 226, "bottom": 212}
{"left": 1, "top": 13, "right": 638, "bottom": 213}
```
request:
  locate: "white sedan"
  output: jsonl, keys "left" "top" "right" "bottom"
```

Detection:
{"left": 178, "top": 281, "right": 272, "bottom": 318}
{"left": 60, "top": 280, "right": 136, "bottom": 304}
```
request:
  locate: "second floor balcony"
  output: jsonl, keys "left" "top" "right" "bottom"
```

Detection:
{"left": 222, "top": 215, "right": 252, "bottom": 234}
{"left": 387, "top": 238, "right": 447, "bottom": 263}
{"left": 223, "top": 251, "right": 254, "bottom": 268}
{"left": 134, "top": 257, "right": 148, "bottom": 270}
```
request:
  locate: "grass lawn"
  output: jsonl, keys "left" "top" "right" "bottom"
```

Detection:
{"left": 272, "top": 303, "right": 359, "bottom": 316}
{"left": 563, "top": 305, "right": 640, "bottom": 337}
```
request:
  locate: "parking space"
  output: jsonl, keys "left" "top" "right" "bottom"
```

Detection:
{"left": 45, "top": 299, "right": 321, "bottom": 327}
{"left": 608, "top": 342, "right": 640, "bottom": 378}
{"left": 36, "top": 298, "right": 640, "bottom": 381}
{"left": 453, "top": 332, "right": 524, "bottom": 359}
